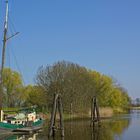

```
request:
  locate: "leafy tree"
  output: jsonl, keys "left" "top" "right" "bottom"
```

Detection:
{"left": 2, "top": 68, "right": 23, "bottom": 107}
{"left": 22, "top": 85, "right": 47, "bottom": 110}
{"left": 36, "top": 61, "right": 92, "bottom": 112}
{"left": 36, "top": 61, "right": 131, "bottom": 113}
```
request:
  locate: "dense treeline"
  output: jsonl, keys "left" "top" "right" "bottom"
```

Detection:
{"left": 36, "top": 61, "right": 131, "bottom": 113}
{"left": 2, "top": 61, "right": 130, "bottom": 113}
{"left": 2, "top": 68, "right": 47, "bottom": 109}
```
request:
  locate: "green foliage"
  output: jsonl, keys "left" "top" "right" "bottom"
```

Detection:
{"left": 2, "top": 62, "right": 130, "bottom": 113}
{"left": 22, "top": 85, "right": 47, "bottom": 109}
{"left": 2, "top": 68, "right": 23, "bottom": 107}
{"left": 36, "top": 61, "right": 131, "bottom": 113}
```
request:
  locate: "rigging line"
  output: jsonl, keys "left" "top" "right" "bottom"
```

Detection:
{"left": 7, "top": 0, "right": 17, "bottom": 35}
{"left": 0, "top": 32, "right": 3, "bottom": 46}
{"left": 9, "top": 43, "right": 26, "bottom": 86}
{"left": 0, "top": 0, "right": 3, "bottom": 19}
{"left": 8, "top": 24, "right": 15, "bottom": 40}
{"left": 6, "top": 32, "right": 11, "bottom": 69}
{"left": 0, "top": 20, "right": 3, "bottom": 28}
{"left": 8, "top": 15, "right": 19, "bottom": 41}
{"left": 7, "top": 43, "right": 11, "bottom": 69}
{"left": 9, "top": 15, "right": 17, "bottom": 33}
{"left": 8, "top": 19, "right": 14, "bottom": 36}
{"left": 0, "top": 22, "right": 5, "bottom": 47}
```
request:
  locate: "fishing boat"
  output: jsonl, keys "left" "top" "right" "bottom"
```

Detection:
{"left": 0, "top": 106, "right": 44, "bottom": 133}
{"left": 0, "top": 1, "right": 44, "bottom": 133}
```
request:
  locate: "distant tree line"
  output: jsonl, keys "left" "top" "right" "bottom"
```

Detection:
{"left": 1, "top": 61, "right": 131, "bottom": 113}
{"left": 131, "top": 98, "right": 140, "bottom": 107}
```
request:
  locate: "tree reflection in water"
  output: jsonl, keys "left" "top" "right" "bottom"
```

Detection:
{"left": 1, "top": 118, "right": 131, "bottom": 140}
{"left": 63, "top": 118, "right": 131, "bottom": 140}
{"left": 91, "top": 118, "right": 131, "bottom": 140}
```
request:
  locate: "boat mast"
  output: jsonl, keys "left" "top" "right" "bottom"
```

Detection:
{"left": 0, "top": 0, "right": 9, "bottom": 112}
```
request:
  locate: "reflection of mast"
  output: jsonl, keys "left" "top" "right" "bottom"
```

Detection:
{"left": 0, "top": 0, "right": 9, "bottom": 113}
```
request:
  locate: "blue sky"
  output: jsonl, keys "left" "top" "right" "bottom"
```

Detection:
{"left": 0, "top": 0, "right": 140, "bottom": 98}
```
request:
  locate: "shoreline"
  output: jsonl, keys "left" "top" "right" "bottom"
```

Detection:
{"left": 42, "top": 107, "right": 129, "bottom": 122}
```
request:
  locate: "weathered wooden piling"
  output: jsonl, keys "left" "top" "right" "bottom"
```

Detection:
{"left": 70, "top": 103, "right": 73, "bottom": 120}
{"left": 91, "top": 124, "right": 100, "bottom": 140}
{"left": 48, "top": 94, "right": 64, "bottom": 138}
{"left": 58, "top": 96, "right": 64, "bottom": 137}
{"left": 91, "top": 96, "right": 100, "bottom": 126}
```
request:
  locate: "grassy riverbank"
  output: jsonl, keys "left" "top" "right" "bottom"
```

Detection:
{"left": 129, "top": 106, "right": 140, "bottom": 110}
{"left": 43, "top": 107, "right": 128, "bottom": 121}
{"left": 0, "top": 107, "right": 128, "bottom": 122}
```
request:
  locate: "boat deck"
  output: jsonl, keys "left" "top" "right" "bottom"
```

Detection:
{"left": 0, "top": 129, "right": 12, "bottom": 135}
{"left": 12, "top": 126, "right": 42, "bottom": 133}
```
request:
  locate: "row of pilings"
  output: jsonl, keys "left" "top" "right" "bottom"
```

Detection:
{"left": 48, "top": 94, "right": 100, "bottom": 139}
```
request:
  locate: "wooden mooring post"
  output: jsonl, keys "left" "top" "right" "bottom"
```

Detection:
{"left": 91, "top": 96, "right": 100, "bottom": 126}
{"left": 48, "top": 94, "right": 64, "bottom": 138}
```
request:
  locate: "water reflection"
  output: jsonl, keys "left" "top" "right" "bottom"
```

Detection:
{"left": 1, "top": 133, "right": 38, "bottom": 140}
{"left": 91, "top": 124, "right": 100, "bottom": 140}
{"left": 90, "top": 118, "right": 130, "bottom": 140}
{"left": 63, "top": 118, "right": 131, "bottom": 140}
{"left": 0, "top": 116, "right": 131, "bottom": 140}
{"left": 48, "top": 136, "right": 65, "bottom": 140}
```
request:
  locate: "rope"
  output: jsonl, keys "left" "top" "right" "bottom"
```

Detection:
{"left": 6, "top": 1, "right": 25, "bottom": 86}
{"left": 10, "top": 45, "right": 26, "bottom": 86}
{"left": 7, "top": 43, "right": 11, "bottom": 69}
{"left": 9, "top": 16, "right": 17, "bottom": 34}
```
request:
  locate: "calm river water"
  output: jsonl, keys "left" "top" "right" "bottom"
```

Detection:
{"left": 1, "top": 110, "right": 140, "bottom": 140}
